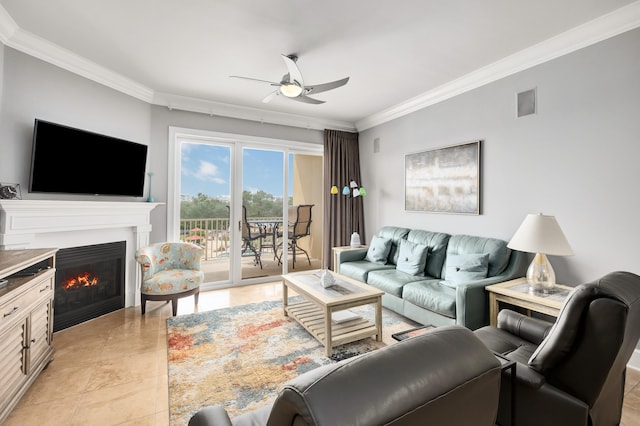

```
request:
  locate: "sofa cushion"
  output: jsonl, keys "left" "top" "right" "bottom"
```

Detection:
{"left": 378, "top": 226, "right": 411, "bottom": 265}
{"left": 396, "top": 239, "right": 429, "bottom": 276}
{"left": 403, "top": 280, "right": 457, "bottom": 318}
{"left": 446, "top": 234, "right": 511, "bottom": 277}
{"left": 367, "top": 269, "right": 429, "bottom": 297}
{"left": 339, "top": 261, "right": 395, "bottom": 283}
{"left": 443, "top": 253, "right": 490, "bottom": 286}
{"left": 365, "top": 235, "right": 392, "bottom": 264}
{"left": 406, "top": 230, "right": 451, "bottom": 279}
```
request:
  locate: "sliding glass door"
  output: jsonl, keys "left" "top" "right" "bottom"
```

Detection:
{"left": 169, "top": 127, "right": 323, "bottom": 289}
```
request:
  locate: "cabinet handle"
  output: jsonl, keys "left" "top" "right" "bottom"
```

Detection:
{"left": 3, "top": 306, "right": 19, "bottom": 317}
{"left": 40, "top": 285, "right": 50, "bottom": 292}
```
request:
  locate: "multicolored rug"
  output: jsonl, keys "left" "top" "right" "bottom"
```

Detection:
{"left": 166, "top": 298, "right": 417, "bottom": 425}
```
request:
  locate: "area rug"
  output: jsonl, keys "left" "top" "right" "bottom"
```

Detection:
{"left": 167, "top": 299, "right": 417, "bottom": 425}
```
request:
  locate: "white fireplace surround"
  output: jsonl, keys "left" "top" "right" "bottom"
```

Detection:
{"left": 0, "top": 200, "right": 161, "bottom": 307}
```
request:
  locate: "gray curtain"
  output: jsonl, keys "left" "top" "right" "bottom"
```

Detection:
{"left": 323, "top": 129, "right": 365, "bottom": 270}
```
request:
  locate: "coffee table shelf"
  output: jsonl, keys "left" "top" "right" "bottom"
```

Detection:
{"left": 282, "top": 270, "right": 383, "bottom": 356}
{"left": 286, "top": 300, "right": 379, "bottom": 348}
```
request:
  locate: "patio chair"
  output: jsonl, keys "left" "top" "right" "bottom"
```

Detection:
{"left": 242, "top": 205, "right": 266, "bottom": 268}
{"left": 276, "top": 204, "right": 313, "bottom": 269}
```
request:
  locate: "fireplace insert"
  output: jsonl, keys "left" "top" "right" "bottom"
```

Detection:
{"left": 54, "top": 241, "right": 126, "bottom": 331}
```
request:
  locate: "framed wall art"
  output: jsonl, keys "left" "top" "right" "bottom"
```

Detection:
{"left": 405, "top": 141, "right": 481, "bottom": 214}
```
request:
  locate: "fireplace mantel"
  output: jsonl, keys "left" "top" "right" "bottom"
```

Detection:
{"left": 0, "top": 200, "right": 161, "bottom": 307}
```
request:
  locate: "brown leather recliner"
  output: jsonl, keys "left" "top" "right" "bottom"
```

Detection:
{"left": 189, "top": 325, "right": 502, "bottom": 426}
{"left": 474, "top": 271, "right": 640, "bottom": 426}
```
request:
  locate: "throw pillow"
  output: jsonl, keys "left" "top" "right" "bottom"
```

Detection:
{"left": 445, "top": 253, "right": 490, "bottom": 285}
{"left": 396, "top": 239, "right": 429, "bottom": 276}
{"left": 365, "top": 235, "right": 392, "bottom": 264}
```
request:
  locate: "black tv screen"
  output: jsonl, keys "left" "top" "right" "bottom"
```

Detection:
{"left": 29, "top": 119, "right": 148, "bottom": 197}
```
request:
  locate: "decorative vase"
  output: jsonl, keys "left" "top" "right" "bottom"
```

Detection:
{"left": 147, "top": 172, "right": 155, "bottom": 202}
{"left": 350, "top": 232, "right": 361, "bottom": 247}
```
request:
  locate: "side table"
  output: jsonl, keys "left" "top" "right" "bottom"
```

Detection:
{"left": 485, "top": 277, "right": 573, "bottom": 326}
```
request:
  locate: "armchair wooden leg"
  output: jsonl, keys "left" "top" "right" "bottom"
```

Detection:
{"left": 171, "top": 297, "right": 179, "bottom": 316}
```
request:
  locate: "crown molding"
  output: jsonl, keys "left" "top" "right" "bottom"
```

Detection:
{"left": 355, "top": 1, "right": 640, "bottom": 131}
{"left": 0, "top": 3, "right": 639, "bottom": 133}
{"left": 153, "top": 92, "right": 356, "bottom": 131}
{"left": 0, "top": 5, "right": 353, "bottom": 132}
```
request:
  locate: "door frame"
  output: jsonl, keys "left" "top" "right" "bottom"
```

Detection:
{"left": 168, "top": 126, "right": 323, "bottom": 289}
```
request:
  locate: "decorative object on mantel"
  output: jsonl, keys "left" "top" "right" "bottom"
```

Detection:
{"left": 405, "top": 140, "right": 480, "bottom": 214}
{"left": 507, "top": 213, "right": 573, "bottom": 293}
{"left": 146, "top": 172, "right": 154, "bottom": 202}
{"left": 0, "top": 182, "right": 21, "bottom": 199}
{"left": 330, "top": 180, "right": 366, "bottom": 247}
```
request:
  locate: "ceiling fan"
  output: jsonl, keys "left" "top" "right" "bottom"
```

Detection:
{"left": 230, "top": 54, "right": 349, "bottom": 104}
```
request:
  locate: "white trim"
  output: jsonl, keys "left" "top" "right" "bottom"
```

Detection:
{"left": 0, "top": 3, "right": 639, "bottom": 131}
{"left": 0, "top": 200, "right": 161, "bottom": 307}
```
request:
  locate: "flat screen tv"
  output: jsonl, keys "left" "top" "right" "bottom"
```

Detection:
{"left": 29, "top": 119, "right": 148, "bottom": 197}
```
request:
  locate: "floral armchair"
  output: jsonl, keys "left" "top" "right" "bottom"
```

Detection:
{"left": 135, "top": 242, "right": 204, "bottom": 316}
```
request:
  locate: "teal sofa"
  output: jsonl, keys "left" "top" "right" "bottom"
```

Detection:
{"left": 335, "top": 226, "right": 527, "bottom": 330}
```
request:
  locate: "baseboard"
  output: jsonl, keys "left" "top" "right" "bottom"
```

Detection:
{"left": 628, "top": 348, "right": 640, "bottom": 371}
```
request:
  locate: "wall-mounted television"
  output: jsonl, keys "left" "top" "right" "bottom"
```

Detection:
{"left": 29, "top": 119, "right": 148, "bottom": 197}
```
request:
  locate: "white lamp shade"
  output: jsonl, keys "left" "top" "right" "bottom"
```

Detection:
{"left": 508, "top": 213, "right": 573, "bottom": 256}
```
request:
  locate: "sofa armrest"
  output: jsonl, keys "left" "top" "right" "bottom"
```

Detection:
{"left": 188, "top": 405, "right": 233, "bottom": 426}
{"left": 334, "top": 247, "right": 368, "bottom": 271}
{"left": 497, "top": 309, "right": 553, "bottom": 345}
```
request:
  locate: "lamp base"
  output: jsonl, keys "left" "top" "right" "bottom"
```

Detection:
{"left": 526, "top": 253, "right": 556, "bottom": 294}
{"left": 350, "top": 232, "right": 361, "bottom": 248}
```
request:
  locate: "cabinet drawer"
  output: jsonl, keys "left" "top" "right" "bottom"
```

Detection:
{"left": 0, "top": 271, "right": 54, "bottom": 333}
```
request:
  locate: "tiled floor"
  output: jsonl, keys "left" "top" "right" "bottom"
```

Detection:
{"left": 5, "top": 282, "right": 640, "bottom": 425}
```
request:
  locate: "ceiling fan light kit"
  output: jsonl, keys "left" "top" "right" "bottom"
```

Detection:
{"left": 280, "top": 82, "right": 303, "bottom": 97}
{"left": 231, "top": 53, "right": 349, "bottom": 105}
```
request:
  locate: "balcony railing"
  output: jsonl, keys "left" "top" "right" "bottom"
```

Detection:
{"left": 180, "top": 217, "right": 281, "bottom": 260}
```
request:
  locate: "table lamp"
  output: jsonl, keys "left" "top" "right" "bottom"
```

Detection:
{"left": 507, "top": 213, "right": 573, "bottom": 293}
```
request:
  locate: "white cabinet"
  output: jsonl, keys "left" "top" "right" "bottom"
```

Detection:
{"left": 0, "top": 248, "right": 57, "bottom": 423}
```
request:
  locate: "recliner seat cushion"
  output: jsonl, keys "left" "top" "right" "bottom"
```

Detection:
{"left": 367, "top": 269, "right": 429, "bottom": 297}
{"left": 402, "top": 280, "right": 456, "bottom": 318}
{"left": 339, "top": 261, "right": 394, "bottom": 283}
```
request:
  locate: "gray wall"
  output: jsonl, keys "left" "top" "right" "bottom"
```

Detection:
{"left": 0, "top": 48, "right": 151, "bottom": 193}
{"left": 359, "top": 27, "right": 640, "bottom": 286}
{"left": 0, "top": 47, "right": 324, "bottom": 244}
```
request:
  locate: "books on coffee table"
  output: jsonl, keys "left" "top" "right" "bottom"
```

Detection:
{"left": 331, "top": 310, "right": 361, "bottom": 324}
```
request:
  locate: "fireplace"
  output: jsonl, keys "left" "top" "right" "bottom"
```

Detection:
{"left": 54, "top": 241, "right": 126, "bottom": 331}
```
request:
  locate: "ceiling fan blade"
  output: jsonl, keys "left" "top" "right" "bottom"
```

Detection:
{"left": 230, "top": 75, "right": 280, "bottom": 86}
{"left": 305, "top": 77, "right": 350, "bottom": 95}
{"left": 262, "top": 90, "right": 279, "bottom": 103}
{"left": 290, "top": 95, "right": 325, "bottom": 105}
{"left": 281, "top": 54, "right": 304, "bottom": 87}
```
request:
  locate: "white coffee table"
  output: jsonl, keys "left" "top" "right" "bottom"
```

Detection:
{"left": 282, "top": 269, "right": 384, "bottom": 356}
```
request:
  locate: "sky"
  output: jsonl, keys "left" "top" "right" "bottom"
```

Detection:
{"left": 180, "top": 142, "right": 292, "bottom": 199}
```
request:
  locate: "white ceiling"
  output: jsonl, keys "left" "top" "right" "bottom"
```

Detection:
{"left": 0, "top": 0, "right": 639, "bottom": 131}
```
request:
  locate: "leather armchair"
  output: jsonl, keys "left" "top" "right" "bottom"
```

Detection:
{"left": 189, "top": 325, "right": 502, "bottom": 426}
{"left": 474, "top": 271, "right": 640, "bottom": 426}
